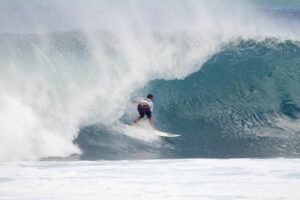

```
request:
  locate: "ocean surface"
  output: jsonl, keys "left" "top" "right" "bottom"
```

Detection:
{"left": 0, "top": 0, "right": 300, "bottom": 199}
{"left": 1, "top": 159, "right": 299, "bottom": 200}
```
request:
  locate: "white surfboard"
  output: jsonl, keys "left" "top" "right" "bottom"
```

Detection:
{"left": 130, "top": 121, "right": 180, "bottom": 138}
{"left": 152, "top": 129, "right": 181, "bottom": 138}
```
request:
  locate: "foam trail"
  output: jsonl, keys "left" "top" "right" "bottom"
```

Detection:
{"left": 0, "top": 0, "right": 300, "bottom": 160}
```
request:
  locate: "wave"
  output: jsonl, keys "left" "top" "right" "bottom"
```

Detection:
{"left": 78, "top": 40, "right": 300, "bottom": 159}
{"left": 0, "top": 0, "right": 300, "bottom": 160}
{"left": 149, "top": 40, "right": 300, "bottom": 157}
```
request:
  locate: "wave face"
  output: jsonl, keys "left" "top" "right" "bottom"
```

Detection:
{"left": 78, "top": 40, "right": 300, "bottom": 159}
{"left": 0, "top": 0, "right": 300, "bottom": 160}
{"left": 146, "top": 40, "right": 300, "bottom": 158}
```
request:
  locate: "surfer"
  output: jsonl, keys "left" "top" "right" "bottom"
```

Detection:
{"left": 134, "top": 94, "right": 154, "bottom": 126}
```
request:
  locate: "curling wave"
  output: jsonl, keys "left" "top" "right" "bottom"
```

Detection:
{"left": 77, "top": 40, "right": 300, "bottom": 159}
{"left": 0, "top": 0, "right": 300, "bottom": 160}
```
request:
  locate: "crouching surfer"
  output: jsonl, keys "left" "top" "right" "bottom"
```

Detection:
{"left": 134, "top": 94, "right": 154, "bottom": 126}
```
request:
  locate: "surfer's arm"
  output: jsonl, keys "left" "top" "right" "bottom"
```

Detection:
{"left": 131, "top": 97, "right": 143, "bottom": 104}
{"left": 131, "top": 99, "right": 138, "bottom": 103}
{"left": 149, "top": 103, "right": 153, "bottom": 112}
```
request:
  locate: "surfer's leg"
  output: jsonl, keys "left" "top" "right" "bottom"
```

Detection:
{"left": 149, "top": 117, "right": 154, "bottom": 126}
{"left": 145, "top": 107, "right": 153, "bottom": 126}
{"left": 134, "top": 105, "right": 145, "bottom": 123}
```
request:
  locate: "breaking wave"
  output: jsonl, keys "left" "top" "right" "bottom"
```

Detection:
{"left": 0, "top": 0, "right": 300, "bottom": 160}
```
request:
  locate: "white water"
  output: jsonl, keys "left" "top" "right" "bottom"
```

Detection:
{"left": 0, "top": 159, "right": 299, "bottom": 200}
{"left": 1, "top": 0, "right": 300, "bottom": 160}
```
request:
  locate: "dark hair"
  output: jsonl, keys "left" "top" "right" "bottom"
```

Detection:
{"left": 147, "top": 94, "right": 153, "bottom": 99}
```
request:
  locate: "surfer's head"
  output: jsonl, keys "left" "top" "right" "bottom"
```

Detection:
{"left": 147, "top": 94, "right": 154, "bottom": 100}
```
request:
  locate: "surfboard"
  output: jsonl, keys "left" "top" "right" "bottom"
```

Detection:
{"left": 130, "top": 121, "right": 180, "bottom": 138}
{"left": 150, "top": 129, "right": 181, "bottom": 138}
{"left": 130, "top": 120, "right": 181, "bottom": 138}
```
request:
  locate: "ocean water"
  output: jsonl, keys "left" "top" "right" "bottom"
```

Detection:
{"left": 0, "top": 0, "right": 300, "bottom": 199}
{"left": 1, "top": 159, "right": 299, "bottom": 200}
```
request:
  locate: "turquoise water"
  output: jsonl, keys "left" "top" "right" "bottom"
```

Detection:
{"left": 77, "top": 40, "right": 300, "bottom": 159}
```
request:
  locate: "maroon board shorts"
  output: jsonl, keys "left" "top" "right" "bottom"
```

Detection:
{"left": 137, "top": 104, "right": 152, "bottom": 119}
